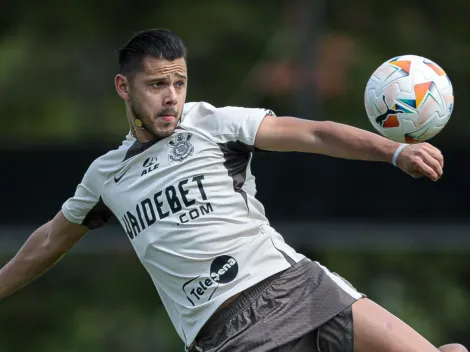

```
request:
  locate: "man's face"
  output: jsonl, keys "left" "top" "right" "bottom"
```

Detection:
{"left": 126, "top": 56, "right": 187, "bottom": 140}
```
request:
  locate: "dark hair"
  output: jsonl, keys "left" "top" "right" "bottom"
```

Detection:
{"left": 118, "top": 29, "right": 187, "bottom": 76}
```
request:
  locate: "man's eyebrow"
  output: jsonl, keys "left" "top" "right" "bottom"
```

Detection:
{"left": 145, "top": 73, "right": 187, "bottom": 82}
{"left": 146, "top": 75, "right": 167, "bottom": 81}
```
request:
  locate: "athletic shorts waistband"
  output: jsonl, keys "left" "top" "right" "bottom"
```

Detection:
{"left": 196, "top": 266, "right": 289, "bottom": 339}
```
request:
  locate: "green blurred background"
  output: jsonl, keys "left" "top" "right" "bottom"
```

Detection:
{"left": 1, "top": 0, "right": 469, "bottom": 351}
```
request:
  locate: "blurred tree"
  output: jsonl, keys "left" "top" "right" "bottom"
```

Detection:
{"left": 1, "top": 0, "right": 468, "bottom": 145}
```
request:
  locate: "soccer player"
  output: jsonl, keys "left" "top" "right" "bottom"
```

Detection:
{"left": 0, "top": 29, "right": 466, "bottom": 352}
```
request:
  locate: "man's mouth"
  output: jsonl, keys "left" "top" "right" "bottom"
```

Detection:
{"left": 159, "top": 115, "right": 176, "bottom": 122}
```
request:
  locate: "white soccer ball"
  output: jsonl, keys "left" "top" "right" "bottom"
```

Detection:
{"left": 364, "top": 55, "right": 454, "bottom": 143}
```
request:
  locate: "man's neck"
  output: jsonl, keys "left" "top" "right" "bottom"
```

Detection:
{"left": 132, "top": 128, "right": 154, "bottom": 143}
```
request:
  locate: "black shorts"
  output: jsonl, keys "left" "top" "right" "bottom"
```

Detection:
{"left": 188, "top": 258, "right": 361, "bottom": 352}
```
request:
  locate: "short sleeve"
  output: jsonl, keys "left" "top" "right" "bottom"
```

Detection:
{"left": 180, "top": 102, "right": 276, "bottom": 152}
{"left": 61, "top": 159, "right": 112, "bottom": 230}
{"left": 213, "top": 106, "right": 276, "bottom": 147}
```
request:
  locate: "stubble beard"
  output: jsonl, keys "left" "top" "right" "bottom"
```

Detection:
{"left": 130, "top": 101, "right": 177, "bottom": 141}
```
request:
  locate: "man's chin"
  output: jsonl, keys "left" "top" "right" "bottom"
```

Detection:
{"left": 150, "top": 126, "right": 176, "bottom": 140}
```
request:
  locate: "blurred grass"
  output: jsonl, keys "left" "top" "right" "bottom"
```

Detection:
{"left": 1, "top": 249, "right": 469, "bottom": 351}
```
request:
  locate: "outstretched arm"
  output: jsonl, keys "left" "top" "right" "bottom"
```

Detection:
{"left": 0, "top": 211, "right": 88, "bottom": 299}
{"left": 254, "top": 116, "right": 443, "bottom": 181}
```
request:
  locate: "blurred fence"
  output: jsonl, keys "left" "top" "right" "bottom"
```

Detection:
{"left": 2, "top": 221, "right": 470, "bottom": 255}
{"left": 1, "top": 145, "right": 469, "bottom": 226}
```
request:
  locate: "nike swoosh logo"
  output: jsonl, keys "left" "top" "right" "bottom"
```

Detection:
{"left": 114, "top": 167, "right": 131, "bottom": 183}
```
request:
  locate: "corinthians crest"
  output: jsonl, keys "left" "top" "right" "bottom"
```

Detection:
{"left": 167, "top": 132, "right": 194, "bottom": 162}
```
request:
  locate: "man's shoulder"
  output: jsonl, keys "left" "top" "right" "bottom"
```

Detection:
{"left": 87, "top": 133, "right": 135, "bottom": 175}
{"left": 182, "top": 101, "right": 216, "bottom": 119}
{"left": 181, "top": 102, "right": 269, "bottom": 124}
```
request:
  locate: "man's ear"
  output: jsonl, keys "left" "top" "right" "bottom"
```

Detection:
{"left": 115, "top": 74, "right": 130, "bottom": 100}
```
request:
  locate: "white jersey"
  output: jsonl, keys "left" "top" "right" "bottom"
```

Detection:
{"left": 62, "top": 102, "right": 305, "bottom": 346}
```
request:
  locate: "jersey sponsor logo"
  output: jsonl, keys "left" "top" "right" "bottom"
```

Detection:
{"left": 141, "top": 156, "right": 159, "bottom": 176}
{"left": 121, "top": 175, "right": 213, "bottom": 240}
{"left": 114, "top": 167, "right": 131, "bottom": 183}
{"left": 167, "top": 132, "right": 194, "bottom": 162}
{"left": 264, "top": 109, "right": 276, "bottom": 117}
{"left": 182, "top": 256, "right": 239, "bottom": 306}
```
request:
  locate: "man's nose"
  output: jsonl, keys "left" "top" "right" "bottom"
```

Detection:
{"left": 163, "top": 86, "right": 177, "bottom": 106}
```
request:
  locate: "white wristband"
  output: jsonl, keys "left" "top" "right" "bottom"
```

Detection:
{"left": 392, "top": 143, "right": 409, "bottom": 167}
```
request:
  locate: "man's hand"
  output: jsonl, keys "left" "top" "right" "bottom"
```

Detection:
{"left": 396, "top": 143, "right": 444, "bottom": 181}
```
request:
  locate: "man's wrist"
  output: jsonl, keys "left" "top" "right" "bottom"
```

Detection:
{"left": 392, "top": 143, "right": 409, "bottom": 167}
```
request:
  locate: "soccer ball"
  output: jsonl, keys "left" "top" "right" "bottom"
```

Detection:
{"left": 364, "top": 55, "right": 454, "bottom": 143}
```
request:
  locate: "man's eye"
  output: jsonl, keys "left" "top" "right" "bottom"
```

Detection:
{"left": 176, "top": 81, "right": 185, "bottom": 88}
{"left": 151, "top": 82, "right": 164, "bottom": 88}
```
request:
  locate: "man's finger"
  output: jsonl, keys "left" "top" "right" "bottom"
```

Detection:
{"left": 416, "top": 160, "right": 439, "bottom": 181}
{"left": 421, "top": 152, "right": 443, "bottom": 179}
{"left": 422, "top": 144, "right": 444, "bottom": 168}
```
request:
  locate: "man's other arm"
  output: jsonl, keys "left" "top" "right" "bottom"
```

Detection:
{"left": 0, "top": 211, "right": 88, "bottom": 299}
{"left": 255, "top": 116, "right": 443, "bottom": 181}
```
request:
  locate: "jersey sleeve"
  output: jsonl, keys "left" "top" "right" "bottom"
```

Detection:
{"left": 212, "top": 106, "right": 276, "bottom": 148}
{"left": 61, "top": 159, "right": 112, "bottom": 230}
{"left": 182, "top": 102, "right": 275, "bottom": 149}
